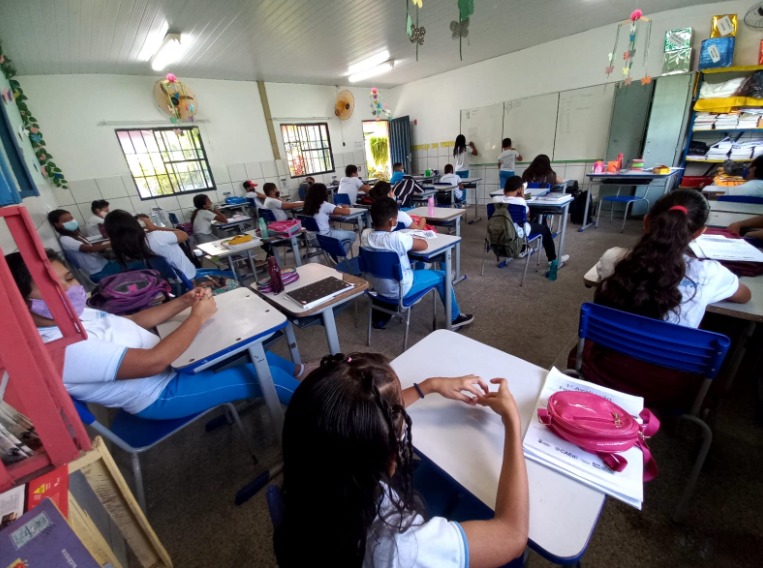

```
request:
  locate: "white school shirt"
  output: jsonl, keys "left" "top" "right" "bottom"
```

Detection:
{"left": 726, "top": 179, "right": 763, "bottom": 197}
{"left": 263, "top": 196, "right": 288, "bottom": 221}
{"left": 337, "top": 176, "right": 364, "bottom": 204}
{"left": 492, "top": 195, "right": 530, "bottom": 237}
{"left": 146, "top": 230, "right": 197, "bottom": 280}
{"left": 192, "top": 209, "right": 217, "bottom": 236}
{"left": 314, "top": 201, "right": 339, "bottom": 234}
{"left": 453, "top": 149, "right": 468, "bottom": 172}
{"left": 439, "top": 173, "right": 463, "bottom": 200}
{"left": 360, "top": 229, "right": 414, "bottom": 298}
{"left": 596, "top": 247, "right": 740, "bottom": 328}
{"left": 364, "top": 484, "right": 468, "bottom": 568}
{"left": 397, "top": 209, "right": 414, "bottom": 228}
{"left": 85, "top": 215, "right": 105, "bottom": 238}
{"left": 498, "top": 149, "right": 520, "bottom": 172}
{"left": 59, "top": 235, "right": 108, "bottom": 276}
{"left": 38, "top": 308, "right": 175, "bottom": 414}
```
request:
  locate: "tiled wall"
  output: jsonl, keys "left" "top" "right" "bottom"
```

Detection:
{"left": 58, "top": 149, "right": 367, "bottom": 226}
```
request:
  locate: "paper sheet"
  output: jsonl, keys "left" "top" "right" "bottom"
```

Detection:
{"left": 690, "top": 234, "right": 763, "bottom": 262}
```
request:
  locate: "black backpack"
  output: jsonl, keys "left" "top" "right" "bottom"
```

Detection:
{"left": 393, "top": 176, "right": 424, "bottom": 208}
{"left": 486, "top": 203, "right": 523, "bottom": 259}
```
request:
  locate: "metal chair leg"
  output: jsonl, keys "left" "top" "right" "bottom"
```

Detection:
{"left": 366, "top": 297, "right": 373, "bottom": 347}
{"left": 673, "top": 415, "right": 712, "bottom": 522}
{"left": 432, "top": 289, "right": 438, "bottom": 330}
{"left": 131, "top": 453, "right": 147, "bottom": 512}
{"left": 223, "top": 403, "right": 258, "bottom": 464}
{"left": 403, "top": 309, "right": 411, "bottom": 352}
{"left": 620, "top": 202, "right": 631, "bottom": 233}
{"left": 595, "top": 199, "right": 603, "bottom": 228}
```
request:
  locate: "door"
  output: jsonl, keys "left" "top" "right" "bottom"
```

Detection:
{"left": 389, "top": 116, "right": 412, "bottom": 174}
{"left": 605, "top": 81, "right": 654, "bottom": 162}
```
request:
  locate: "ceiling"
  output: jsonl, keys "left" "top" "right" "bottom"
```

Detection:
{"left": 0, "top": 0, "right": 715, "bottom": 87}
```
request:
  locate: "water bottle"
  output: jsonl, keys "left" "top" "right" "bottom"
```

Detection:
{"left": 427, "top": 196, "right": 435, "bottom": 216}
{"left": 258, "top": 216, "right": 269, "bottom": 239}
{"left": 547, "top": 259, "right": 558, "bottom": 281}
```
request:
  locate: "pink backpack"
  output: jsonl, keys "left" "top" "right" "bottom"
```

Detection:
{"left": 268, "top": 219, "right": 301, "bottom": 236}
{"left": 538, "top": 391, "right": 660, "bottom": 481}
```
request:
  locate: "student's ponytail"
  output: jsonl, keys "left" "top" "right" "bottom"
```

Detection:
{"left": 596, "top": 189, "right": 710, "bottom": 320}
{"left": 190, "top": 194, "right": 208, "bottom": 225}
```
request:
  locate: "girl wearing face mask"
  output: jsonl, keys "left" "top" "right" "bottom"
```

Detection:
{"left": 6, "top": 250, "right": 307, "bottom": 420}
{"left": 48, "top": 209, "right": 120, "bottom": 282}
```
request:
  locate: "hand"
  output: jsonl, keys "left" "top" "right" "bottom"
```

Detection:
{"left": 181, "top": 287, "right": 211, "bottom": 307}
{"left": 425, "top": 375, "right": 489, "bottom": 405}
{"left": 190, "top": 295, "right": 217, "bottom": 323}
{"left": 477, "top": 378, "right": 520, "bottom": 425}
{"left": 728, "top": 221, "right": 743, "bottom": 235}
{"left": 142, "top": 218, "right": 159, "bottom": 231}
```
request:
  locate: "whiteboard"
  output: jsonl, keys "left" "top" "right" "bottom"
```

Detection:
{"left": 554, "top": 84, "right": 616, "bottom": 161}
{"left": 460, "top": 103, "right": 504, "bottom": 164}
{"left": 503, "top": 93, "right": 559, "bottom": 163}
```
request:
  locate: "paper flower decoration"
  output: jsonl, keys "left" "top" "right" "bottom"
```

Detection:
{"left": 450, "top": 19, "right": 469, "bottom": 39}
{"left": 630, "top": 9, "right": 643, "bottom": 21}
{"left": 370, "top": 88, "right": 392, "bottom": 120}
{"left": 640, "top": 76, "right": 652, "bottom": 85}
{"left": 410, "top": 25, "right": 426, "bottom": 45}
{"left": 165, "top": 73, "right": 177, "bottom": 83}
{"left": 605, "top": 9, "right": 651, "bottom": 85}
{"left": 412, "top": 0, "right": 423, "bottom": 7}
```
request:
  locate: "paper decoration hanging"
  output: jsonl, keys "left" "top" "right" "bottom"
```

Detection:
{"left": 451, "top": 0, "right": 474, "bottom": 61}
{"left": 605, "top": 9, "right": 652, "bottom": 87}
{"left": 369, "top": 87, "right": 392, "bottom": 121}
{"left": 153, "top": 73, "right": 198, "bottom": 123}
{"left": 406, "top": 0, "right": 425, "bottom": 61}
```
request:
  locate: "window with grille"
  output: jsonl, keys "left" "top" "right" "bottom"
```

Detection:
{"left": 280, "top": 123, "right": 334, "bottom": 178}
{"left": 116, "top": 127, "right": 215, "bottom": 199}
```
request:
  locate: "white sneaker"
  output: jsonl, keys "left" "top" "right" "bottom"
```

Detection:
{"left": 558, "top": 254, "right": 570, "bottom": 266}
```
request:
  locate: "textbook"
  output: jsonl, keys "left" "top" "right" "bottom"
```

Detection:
{"left": 690, "top": 234, "right": 763, "bottom": 262}
{"left": 285, "top": 276, "right": 354, "bottom": 310}
{"left": 523, "top": 367, "right": 646, "bottom": 509}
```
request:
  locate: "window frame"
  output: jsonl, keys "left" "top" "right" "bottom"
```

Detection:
{"left": 115, "top": 126, "right": 216, "bottom": 201}
{"left": 280, "top": 122, "right": 335, "bottom": 178}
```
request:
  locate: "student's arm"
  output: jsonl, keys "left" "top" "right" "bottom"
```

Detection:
{"left": 410, "top": 236, "right": 428, "bottom": 251}
{"left": 516, "top": 151, "right": 523, "bottom": 161}
{"left": 281, "top": 201, "right": 304, "bottom": 210}
{"left": 78, "top": 241, "right": 111, "bottom": 253}
{"left": 413, "top": 216, "right": 427, "bottom": 230}
{"left": 360, "top": 183, "right": 371, "bottom": 191}
{"left": 117, "top": 295, "right": 217, "bottom": 379}
{"left": 468, "top": 142, "right": 479, "bottom": 156}
{"left": 744, "top": 228, "right": 763, "bottom": 240}
{"left": 725, "top": 282, "right": 752, "bottom": 304}
{"left": 401, "top": 375, "right": 489, "bottom": 407}
{"left": 462, "top": 379, "right": 529, "bottom": 568}
{"left": 148, "top": 225, "right": 189, "bottom": 243}
{"left": 728, "top": 215, "right": 763, "bottom": 235}
{"left": 555, "top": 174, "right": 564, "bottom": 184}
{"left": 124, "top": 287, "right": 210, "bottom": 329}
{"left": 332, "top": 205, "right": 351, "bottom": 215}
{"left": 211, "top": 208, "right": 228, "bottom": 223}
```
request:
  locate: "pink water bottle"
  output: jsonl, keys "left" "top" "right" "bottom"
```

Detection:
{"left": 427, "top": 196, "right": 435, "bottom": 216}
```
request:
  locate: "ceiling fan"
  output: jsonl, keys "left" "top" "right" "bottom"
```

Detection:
{"left": 744, "top": 2, "right": 763, "bottom": 29}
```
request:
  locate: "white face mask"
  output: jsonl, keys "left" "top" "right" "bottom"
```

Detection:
{"left": 138, "top": 220, "right": 147, "bottom": 229}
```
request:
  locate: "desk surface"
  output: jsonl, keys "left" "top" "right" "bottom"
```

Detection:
{"left": 709, "top": 201, "right": 763, "bottom": 216}
{"left": 331, "top": 207, "right": 367, "bottom": 219}
{"left": 391, "top": 330, "right": 604, "bottom": 561}
{"left": 407, "top": 207, "right": 465, "bottom": 221}
{"left": 707, "top": 211, "right": 752, "bottom": 228}
{"left": 196, "top": 233, "right": 263, "bottom": 257}
{"left": 402, "top": 230, "right": 461, "bottom": 257}
{"left": 156, "top": 288, "right": 286, "bottom": 369}
{"left": 586, "top": 168, "right": 682, "bottom": 180}
{"left": 528, "top": 194, "right": 574, "bottom": 207}
{"left": 460, "top": 177, "right": 482, "bottom": 184}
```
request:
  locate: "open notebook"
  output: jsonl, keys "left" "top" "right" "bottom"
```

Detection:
{"left": 285, "top": 276, "right": 354, "bottom": 310}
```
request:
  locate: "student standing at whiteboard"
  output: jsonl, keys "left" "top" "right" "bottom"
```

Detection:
{"left": 497, "top": 138, "right": 522, "bottom": 190}
{"left": 452, "top": 134, "right": 478, "bottom": 176}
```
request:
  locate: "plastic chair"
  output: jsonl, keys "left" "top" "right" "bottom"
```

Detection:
{"left": 71, "top": 397, "right": 257, "bottom": 512}
{"left": 333, "top": 193, "right": 352, "bottom": 206}
{"left": 315, "top": 234, "right": 359, "bottom": 273}
{"left": 482, "top": 203, "right": 542, "bottom": 286}
{"left": 717, "top": 195, "right": 763, "bottom": 204}
{"left": 595, "top": 180, "right": 651, "bottom": 232}
{"left": 358, "top": 247, "right": 438, "bottom": 352}
{"left": 258, "top": 208, "right": 277, "bottom": 223}
{"left": 574, "top": 302, "right": 731, "bottom": 522}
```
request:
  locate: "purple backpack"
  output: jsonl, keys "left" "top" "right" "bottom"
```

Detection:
{"left": 87, "top": 269, "right": 171, "bottom": 315}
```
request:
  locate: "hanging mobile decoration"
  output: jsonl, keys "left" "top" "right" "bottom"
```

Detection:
{"left": 154, "top": 73, "right": 198, "bottom": 123}
{"left": 406, "top": 0, "right": 426, "bottom": 61}
{"left": 451, "top": 0, "right": 474, "bottom": 61}
{"left": 369, "top": 87, "right": 392, "bottom": 121}
{"left": 605, "top": 9, "right": 652, "bottom": 87}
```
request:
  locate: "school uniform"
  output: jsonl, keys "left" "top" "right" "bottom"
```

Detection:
{"left": 85, "top": 215, "right": 105, "bottom": 238}
{"left": 146, "top": 230, "right": 197, "bottom": 280}
{"left": 389, "top": 171, "right": 405, "bottom": 185}
{"left": 498, "top": 149, "right": 520, "bottom": 190}
{"left": 59, "top": 235, "right": 121, "bottom": 282}
{"left": 337, "top": 176, "right": 364, "bottom": 204}
{"left": 453, "top": 150, "right": 469, "bottom": 176}
{"left": 313, "top": 201, "right": 357, "bottom": 251}
{"left": 263, "top": 196, "right": 289, "bottom": 221}
{"left": 492, "top": 195, "right": 557, "bottom": 260}
{"left": 438, "top": 173, "right": 463, "bottom": 202}
{"left": 192, "top": 209, "right": 217, "bottom": 241}
{"left": 726, "top": 179, "right": 763, "bottom": 197}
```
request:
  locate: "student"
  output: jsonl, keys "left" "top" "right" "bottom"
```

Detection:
{"left": 279, "top": 352, "right": 528, "bottom": 567}
{"left": 392, "top": 174, "right": 426, "bottom": 208}
{"left": 191, "top": 194, "right": 228, "bottom": 244}
{"left": 452, "top": 134, "right": 478, "bottom": 175}
{"left": 243, "top": 180, "right": 264, "bottom": 200}
{"left": 493, "top": 176, "right": 569, "bottom": 268}
{"left": 298, "top": 176, "right": 315, "bottom": 201}
{"left": 726, "top": 155, "right": 763, "bottom": 197}
{"left": 106, "top": 210, "right": 197, "bottom": 281}
{"left": 389, "top": 162, "right": 405, "bottom": 185}
{"left": 728, "top": 214, "right": 763, "bottom": 242}
{"left": 302, "top": 182, "right": 356, "bottom": 251}
{"left": 361, "top": 197, "right": 474, "bottom": 329}
{"left": 48, "top": 209, "right": 120, "bottom": 282}
{"left": 85, "top": 199, "right": 110, "bottom": 238}
{"left": 368, "top": 182, "right": 426, "bottom": 229}
{"left": 438, "top": 164, "right": 465, "bottom": 204}
{"left": 337, "top": 164, "right": 371, "bottom": 204}
{"left": 262, "top": 182, "right": 304, "bottom": 221}
{"left": 6, "top": 250, "right": 307, "bottom": 420}
{"left": 498, "top": 138, "right": 523, "bottom": 191}
{"left": 521, "top": 154, "right": 563, "bottom": 186}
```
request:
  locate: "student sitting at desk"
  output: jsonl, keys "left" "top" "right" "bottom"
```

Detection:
{"left": 725, "top": 155, "right": 763, "bottom": 197}
{"left": 493, "top": 176, "right": 569, "bottom": 268}
{"left": 297, "top": 176, "right": 315, "bottom": 201}
{"left": 244, "top": 180, "right": 266, "bottom": 201}
{"left": 85, "top": 199, "right": 110, "bottom": 238}
{"left": 438, "top": 164, "right": 465, "bottom": 204}
{"left": 521, "top": 154, "right": 563, "bottom": 186}
{"left": 302, "top": 183, "right": 356, "bottom": 252}
{"left": 6, "top": 250, "right": 307, "bottom": 420}
{"left": 48, "top": 209, "right": 120, "bottom": 283}
{"left": 191, "top": 194, "right": 228, "bottom": 244}
{"left": 361, "top": 198, "right": 474, "bottom": 330}
{"left": 498, "top": 138, "right": 523, "bottom": 191}
{"left": 728, "top": 214, "right": 763, "bottom": 243}
{"left": 337, "top": 164, "right": 370, "bottom": 205}
{"left": 389, "top": 162, "right": 405, "bottom": 185}
{"left": 279, "top": 352, "right": 528, "bottom": 567}
{"left": 262, "top": 182, "right": 304, "bottom": 221}
{"left": 368, "top": 182, "right": 427, "bottom": 230}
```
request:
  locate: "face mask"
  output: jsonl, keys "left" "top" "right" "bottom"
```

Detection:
{"left": 138, "top": 220, "right": 147, "bottom": 229}
{"left": 62, "top": 220, "right": 79, "bottom": 231}
{"left": 30, "top": 284, "right": 87, "bottom": 319}
{"left": 99, "top": 210, "right": 109, "bottom": 218}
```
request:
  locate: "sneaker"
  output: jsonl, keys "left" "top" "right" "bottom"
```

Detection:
{"left": 558, "top": 254, "right": 570, "bottom": 265}
{"left": 372, "top": 320, "right": 387, "bottom": 330}
{"left": 451, "top": 313, "right": 474, "bottom": 330}
{"left": 497, "top": 259, "right": 510, "bottom": 269}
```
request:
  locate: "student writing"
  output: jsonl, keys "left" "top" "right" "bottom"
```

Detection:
{"left": 497, "top": 138, "right": 522, "bottom": 191}
{"left": 452, "top": 134, "right": 478, "bottom": 174}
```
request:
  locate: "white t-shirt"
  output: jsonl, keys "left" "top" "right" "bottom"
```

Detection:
{"left": 397, "top": 209, "right": 414, "bottom": 228}
{"left": 193, "top": 209, "right": 217, "bottom": 236}
{"left": 726, "top": 179, "right": 763, "bottom": 197}
{"left": 85, "top": 215, "right": 105, "bottom": 238}
{"left": 360, "top": 229, "right": 414, "bottom": 298}
{"left": 263, "top": 196, "right": 288, "bottom": 221}
{"left": 492, "top": 195, "right": 530, "bottom": 237}
{"left": 59, "top": 235, "right": 108, "bottom": 276}
{"left": 38, "top": 308, "right": 175, "bottom": 414}
{"left": 364, "top": 484, "right": 468, "bottom": 568}
{"left": 498, "top": 149, "right": 520, "bottom": 171}
{"left": 338, "top": 177, "right": 364, "bottom": 204}
{"left": 314, "top": 201, "right": 339, "bottom": 234}
{"left": 596, "top": 247, "right": 740, "bottom": 328}
{"left": 146, "top": 231, "right": 197, "bottom": 280}
{"left": 453, "top": 150, "right": 468, "bottom": 172}
{"left": 439, "top": 173, "right": 463, "bottom": 200}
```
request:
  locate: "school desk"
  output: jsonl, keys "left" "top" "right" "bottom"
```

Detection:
{"left": 212, "top": 215, "right": 255, "bottom": 237}
{"left": 261, "top": 229, "right": 305, "bottom": 268}
{"left": 406, "top": 207, "right": 466, "bottom": 283}
{"left": 196, "top": 234, "right": 263, "bottom": 281}
{"left": 707, "top": 211, "right": 753, "bottom": 228}
{"left": 709, "top": 200, "right": 763, "bottom": 216}
{"left": 251, "top": 263, "right": 368, "bottom": 355}
{"left": 330, "top": 207, "right": 369, "bottom": 235}
{"left": 426, "top": 182, "right": 460, "bottom": 207}
{"left": 528, "top": 194, "right": 574, "bottom": 264}
{"left": 458, "top": 176, "right": 483, "bottom": 224}
{"left": 391, "top": 330, "right": 605, "bottom": 565}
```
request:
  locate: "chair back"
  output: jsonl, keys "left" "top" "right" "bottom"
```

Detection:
{"left": 316, "top": 233, "right": 348, "bottom": 259}
{"left": 486, "top": 202, "right": 528, "bottom": 225}
{"left": 333, "top": 193, "right": 352, "bottom": 206}
{"left": 71, "top": 396, "right": 96, "bottom": 425}
{"left": 358, "top": 247, "right": 404, "bottom": 282}
{"left": 266, "top": 485, "right": 285, "bottom": 529}
{"left": 259, "top": 208, "right": 277, "bottom": 223}
{"left": 526, "top": 182, "right": 551, "bottom": 190}
{"left": 168, "top": 212, "right": 180, "bottom": 226}
{"left": 395, "top": 221, "right": 406, "bottom": 231}
{"left": 297, "top": 215, "right": 320, "bottom": 232}
{"left": 717, "top": 195, "right": 763, "bottom": 204}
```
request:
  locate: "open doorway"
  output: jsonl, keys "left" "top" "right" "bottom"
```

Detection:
{"left": 362, "top": 120, "right": 391, "bottom": 181}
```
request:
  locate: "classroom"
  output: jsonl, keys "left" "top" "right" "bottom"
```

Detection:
{"left": 0, "top": 1, "right": 761, "bottom": 567}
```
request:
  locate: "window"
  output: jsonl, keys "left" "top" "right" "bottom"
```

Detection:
{"left": 280, "top": 123, "right": 334, "bottom": 178}
{"left": 116, "top": 127, "right": 215, "bottom": 199}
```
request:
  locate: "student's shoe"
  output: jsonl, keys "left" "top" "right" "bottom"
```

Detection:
{"left": 497, "top": 259, "right": 510, "bottom": 269}
{"left": 451, "top": 313, "right": 474, "bottom": 330}
{"left": 372, "top": 320, "right": 387, "bottom": 330}
{"left": 517, "top": 245, "right": 529, "bottom": 258}
{"left": 558, "top": 254, "right": 570, "bottom": 265}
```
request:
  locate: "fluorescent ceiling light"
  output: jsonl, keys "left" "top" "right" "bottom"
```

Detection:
{"left": 347, "top": 50, "right": 391, "bottom": 75}
{"left": 348, "top": 61, "right": 394, "bottom": 83}
{"left": 138, "top": 20, "right": 170, "bottom": 61}
{"left": 151, "top": 33, "right": 186, "bottom": 71}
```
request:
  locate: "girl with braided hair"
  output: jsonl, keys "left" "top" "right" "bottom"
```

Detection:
{"left": 279, "top": 352, "right": 528, "bottom": 568}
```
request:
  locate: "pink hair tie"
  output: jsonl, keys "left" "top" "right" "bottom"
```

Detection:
{"left": 346, "top": 356, "right": 352, "bottom": 363}
{"left": 668, "top": 205, "right": 688, "bottom": 214}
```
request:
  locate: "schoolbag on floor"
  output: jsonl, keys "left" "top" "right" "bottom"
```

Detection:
{"left": 486, "top": 203, "right": 523, "bottom": 259}
{"left": 87, "top": 269, "right": 171, "bottom": 315}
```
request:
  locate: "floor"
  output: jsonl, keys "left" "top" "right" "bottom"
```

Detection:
{"left": 115, "top": 207, "right": 762, "bottom": 567}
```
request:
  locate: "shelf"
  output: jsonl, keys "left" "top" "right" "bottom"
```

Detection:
{"left": 702, "top": 65, "right": 763, "bottom": 75}
{"left": 685, "top": 157, "right": 752, "bottom": 163}
{"left": 692, "top": 129, "right": 763, "bottom": 133}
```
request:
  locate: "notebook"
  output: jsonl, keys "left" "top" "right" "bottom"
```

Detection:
{"left": 285, "top": 276, "right": 354, "bottom": 310}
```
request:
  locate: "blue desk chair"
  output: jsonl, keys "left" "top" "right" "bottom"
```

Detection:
{"left": 482, "top": 203, "right": 542, "bottom": 286}
{"left": 358, "top": 247, "right": 438, "bottom": 352}
{"left": 333, "top": 193, "right": 352, "bottom": 206}
{"left": 526, "top": 182, "right": 551, "bottom": 196}
{"left": 71, "top": 397, "right": 257, "bottom": 512}
{"left": 315, "top": 234, "right": 359, "bottom": 272}
{"left": 717, "top": 195, "right": 763, "bottom": 204}
{"left": 258, "top": 208, "right": 277, "bottom": 223}
{"left": 573, "top": 302, "right": 731, "bottom": 522}
{"left": 594, "top": 179, "right": 652, "bottom": 232}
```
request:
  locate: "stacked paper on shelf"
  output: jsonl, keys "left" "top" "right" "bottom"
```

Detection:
{"left": 707, "top": 138, "right": 733, "bottom": 159}
{"left": 522, "top": 367, "right": 647, "bottom": 509}
{"left": 738, "top": 112, "right": 762, "bottom": 129}
{"left": 715, "top": 113, "right": 740, "bottom": 129}
{"left": 694, "top": 113, "right": 717, "bottom": 130}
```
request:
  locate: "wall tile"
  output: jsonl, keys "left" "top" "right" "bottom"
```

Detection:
{"left": 211, "top": 165, "right": 230, "bottom": 184}
{"left": 55, "top": 190, "right": 76, "bottom": 207}
{"left": 565, "top": 164, "right": 586, "bottom": 183}
{"left": 176, "top": 193, "right": 199, "bottom": 209}
{"left": 104, "top": 196, "right": 133, "bottom": 213}
{"left": 96, "top": 176, "right": 128, "bottom": 199}
{"left": 261, "top": 161, "right": 278, "bottom": 178}
{"left": 155, "top": 194, "right": 180, "bottom": 212}
{"left": 276, "top": 160, "right": 288, "bottom": 176}
{"left": 129, "top": 196, "right": 157, "bottom": 216}
{"left": 69, "top": 179, "right": 102, "bottom": 204}
{"left": 227, "top": 163, "right": 247, "bottom": 183}
{"left": 122, "top": 176, "right": 137, "bottom": 195}
{"left": 245, "top": 162, "right": 263, "bottom": 180}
